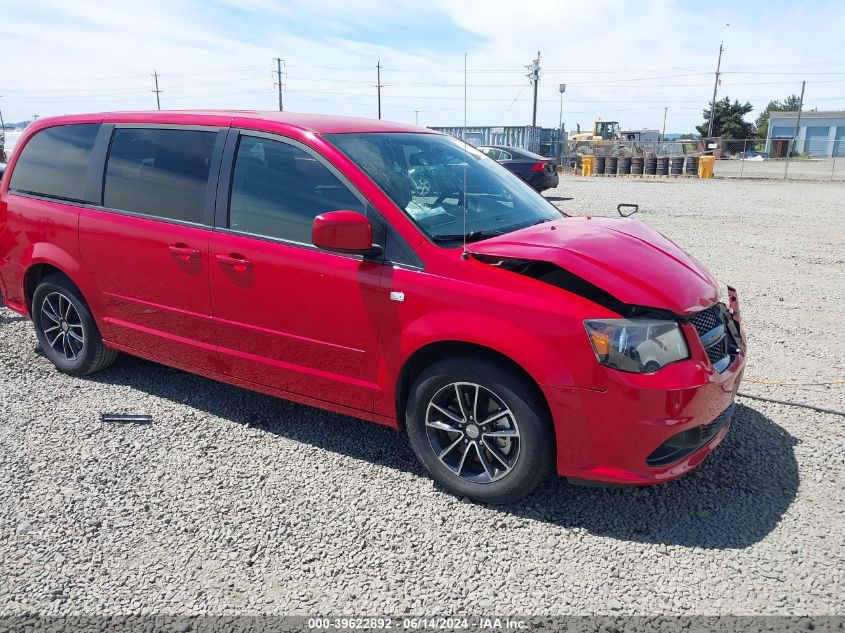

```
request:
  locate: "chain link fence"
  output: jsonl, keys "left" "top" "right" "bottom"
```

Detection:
{"left": 712, "top": 138, "right": 845, "bottom": 181}
{"left": 557, "top": 138, "right": 845, "bottom": 181}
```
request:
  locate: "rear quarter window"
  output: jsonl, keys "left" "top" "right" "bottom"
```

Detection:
{"left": 9, "top": 124, "right": 100, "bottom": 203}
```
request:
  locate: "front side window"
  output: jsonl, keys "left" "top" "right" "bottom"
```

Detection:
{"left": 103, "top": 128, "right": 217, "bottom": 224}
{"left": 326, "top": 132, "right": 561, "bottom": 245}
{"left": 9, "top": 124, "right": 100, "bottom": 203}
{"left": 228, "top": 135, "right": 364, "bottom": 244}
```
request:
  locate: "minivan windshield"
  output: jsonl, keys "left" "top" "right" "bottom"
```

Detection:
{"left": 325, "top": 133, "right": 563, "bottom": 244}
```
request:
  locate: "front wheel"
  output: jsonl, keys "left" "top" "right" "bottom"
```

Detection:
{"left": 32, "top": 274, "right": 118, "bottom": 376}
{"left": 406, "top": 357, "right": 554, "bottom": 503}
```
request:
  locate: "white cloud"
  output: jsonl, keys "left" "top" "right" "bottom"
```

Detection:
{"left": 1, "top": 0, "right": 843, "bottom": 132}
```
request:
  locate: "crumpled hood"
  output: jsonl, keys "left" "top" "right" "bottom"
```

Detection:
{"left": 469, "top": 217, "right": 719, "bottom": 315}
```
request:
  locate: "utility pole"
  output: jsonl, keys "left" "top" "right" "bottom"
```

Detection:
{"left": 662, "top": 107, "right": 668, "bottom": 142}
{"left": 414, "top": 110, "right": 419, "bottom": 126}
{"left": 558, "top": 83, "right": 566, "bottom": 131}
{"left": 376, "top": 62, "right": 383, "bottom": 120}
{"left": 558, "top": 83, "right": 566, "bottom": 164}
{"left": 274, "top": 58, "right": 285, "bottom": 111}
{"left": 527, "top": 52, "right": 540, "bottom": 128}
{"left": 152, "top": 71, "right": 162, "bottom": 110}
{"left": 784, "top": 80, "right": 805, "bottom": 179}
{"left": 706, "top": 42, "right": 724, "bottom": 139}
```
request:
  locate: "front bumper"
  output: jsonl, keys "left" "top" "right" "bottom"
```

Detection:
{"left": 544, "top": 303, "right": 746, "bottom": 486}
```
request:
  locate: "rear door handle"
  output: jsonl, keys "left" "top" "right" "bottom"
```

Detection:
{"left": 169, "top": 244, "right": 201, "bottom": 260}
{"left": 216, "top": 253, "right": 253, "bottom": 271}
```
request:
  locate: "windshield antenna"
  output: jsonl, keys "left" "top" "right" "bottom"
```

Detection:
{"left": 461, "top": 52, "right": 469, "bottom": 260}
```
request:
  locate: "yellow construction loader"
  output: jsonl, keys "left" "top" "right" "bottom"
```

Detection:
{"left": 569, "top": 120, "right": 636, "bottom": 157}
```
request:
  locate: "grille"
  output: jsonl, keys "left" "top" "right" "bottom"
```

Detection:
{"left": 683, "top": 304, "right": 739, "bottom": 372}
{"left": 686, "top": 305, "right": 721, "bottom": 337}
{"left": 706, "top": 338, "right": 729, "bottom": 364}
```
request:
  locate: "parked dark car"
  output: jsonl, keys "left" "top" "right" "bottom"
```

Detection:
{"left": 478, "top": 145, "right": 559, "bottom": 192}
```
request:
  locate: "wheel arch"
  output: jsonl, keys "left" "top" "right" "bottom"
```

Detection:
{"left": 20, "top": 242, "right": 79, "bottom": 301}
{"left": 24, "top": 263, "right": 74, "bottom": 311}
{"left": 19, "top": 244, "right": 101, "bottom": 319}
{"left": 395, "top": 340, "right": 555, "bottom": 443}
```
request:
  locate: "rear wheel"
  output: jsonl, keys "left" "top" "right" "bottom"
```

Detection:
{"left": 406, "top": 356, "right": 554, "bottom": 504}
{"left": 32, "top": 275, "right": 118, "bottom": 376}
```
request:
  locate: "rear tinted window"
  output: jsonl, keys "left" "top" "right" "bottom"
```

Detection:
{"left": 9, "top": 124, "right": 100, "bottom": 202}
{"left": 104, "top": 128, "right": 216, "bottom": 224}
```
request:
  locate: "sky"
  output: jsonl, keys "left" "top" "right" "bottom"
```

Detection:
{"left": 2, "top": 0, "right": 845, "bottom": 134}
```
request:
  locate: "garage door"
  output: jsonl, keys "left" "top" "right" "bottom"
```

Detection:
{"left": 804, "top": 127, "right": 830, "bottom": 156}
{"left": 835, "top": 127, "right": 845, "bottom": 157}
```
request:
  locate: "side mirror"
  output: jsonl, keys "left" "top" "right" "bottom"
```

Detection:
{"left": 312, "top": 210, "right": 377, "bottom": 255}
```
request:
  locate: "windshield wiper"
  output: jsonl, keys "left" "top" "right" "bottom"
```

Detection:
{"left": 431, "top": 229, "right": 504, "bottom": 243}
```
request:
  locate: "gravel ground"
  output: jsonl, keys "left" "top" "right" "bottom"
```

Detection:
{"left": 0, "top": 177, "right": 843, "bottom": 618}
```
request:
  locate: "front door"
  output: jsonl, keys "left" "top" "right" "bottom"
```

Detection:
{"left": 209, "top": 132, "right": 383, "bottom": 412}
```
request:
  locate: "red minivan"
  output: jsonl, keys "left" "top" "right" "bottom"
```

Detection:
{"left": 0, "top": 111, "right": 746, "bottom": 503}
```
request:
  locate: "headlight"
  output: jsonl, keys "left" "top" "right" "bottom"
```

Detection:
{"left": 584, "top": 319, "right": 688, "bottom": 373}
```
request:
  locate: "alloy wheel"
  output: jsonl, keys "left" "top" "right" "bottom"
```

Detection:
{"left": 425, "top": 382, "right": 521, "bottom": 483}
{"left": 40, "top": 292, "right": 85, "bottom": 361}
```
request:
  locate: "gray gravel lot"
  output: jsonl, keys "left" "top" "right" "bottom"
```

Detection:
{"left": 1, "top": 177, "right": 843, "bottom": 617}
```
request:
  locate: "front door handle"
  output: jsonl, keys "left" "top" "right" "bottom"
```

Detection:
{"left": 169, "top": 244, "right": 201, "bottom": 260}
{"left": 216, "top": 253, "right": 253, "bottom": 271}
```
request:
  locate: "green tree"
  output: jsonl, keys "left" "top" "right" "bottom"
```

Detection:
{"left": 696, "top": 97, "right": 755, "bottom": 140}
{"left": 755, "top": 94, "right": 801, "bottom": 139}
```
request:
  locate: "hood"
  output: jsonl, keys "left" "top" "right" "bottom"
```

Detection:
{"left": 468, "top": 217, "right": 719, "bottom": 315}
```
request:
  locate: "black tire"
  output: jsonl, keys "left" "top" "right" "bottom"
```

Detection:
{"left": 405, "top": 356, "right": 554, "bottom": 504}
{"left": 31, "top": 274, "right": 118, "bottom": 376}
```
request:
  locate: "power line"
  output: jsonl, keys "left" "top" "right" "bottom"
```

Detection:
{"left": 7, "top": 59, "right": 845, "bottom": 85}
{"left": 8, "top": 81, "right": 845, "bottom": 106}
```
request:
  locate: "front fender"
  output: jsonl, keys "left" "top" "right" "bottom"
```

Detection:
{"left": 399, "top": 308, "right": 593, "bottom": 389}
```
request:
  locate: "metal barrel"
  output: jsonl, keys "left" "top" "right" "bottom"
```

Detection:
{"left": 605, "top": 156, "right": 618, "bottom": 176}
{"left": 618, "top": 156, "right": 632, "bottom": 175}
{"left": 643, "top": 156, "right": 657, "bottom": 175}
{"left": 631, "top": 157, "right": 644, "bottom": 175}
{"left": 595, "top": 156, "right": 606, "bottom": 175}
{"left": 656, "top": 156, "right": 669, "bottom": 175}
{"left": 685, "top": 156, "right": 699, "bottom": 175}
{"left": 670, "top": 157, "right": 685, "bottom": 175}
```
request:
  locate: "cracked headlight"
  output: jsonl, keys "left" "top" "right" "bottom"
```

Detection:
{"left": 584, "top": 319, "right": 689, "bottom": 373}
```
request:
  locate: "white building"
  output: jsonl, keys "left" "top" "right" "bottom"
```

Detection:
{"left": 766, "top": 111, "right": 845, "bottom": 158}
